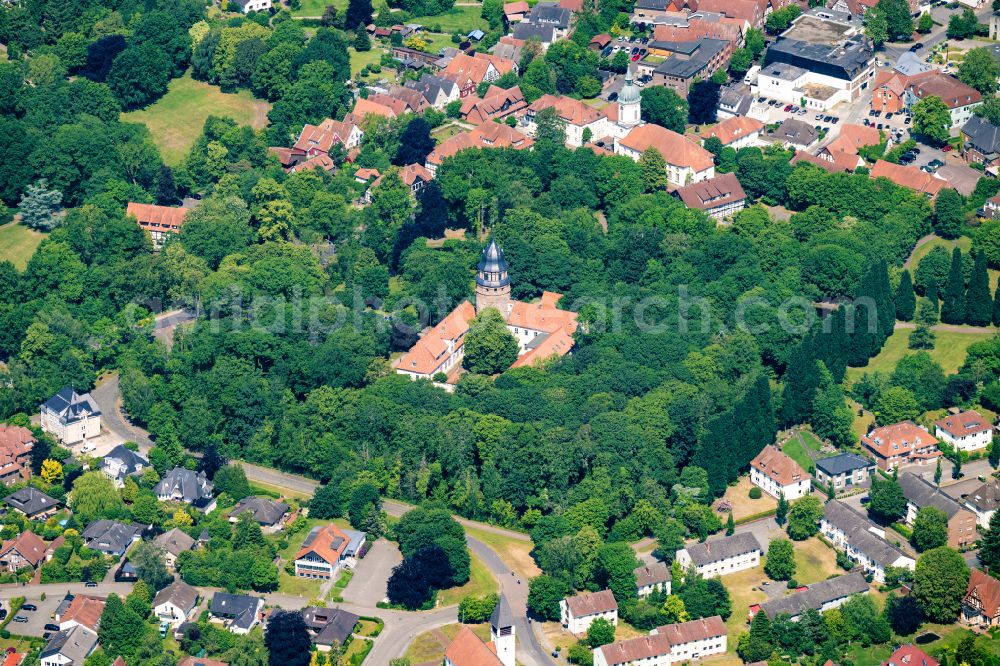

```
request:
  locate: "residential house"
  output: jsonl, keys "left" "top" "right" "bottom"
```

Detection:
{"left": 963, "top": 568, "right": 1000, "bottom": 628}
{"left": 390, "top": 46, "right": 437, "bottom": 69}
{"left": 81, "top": 520, "right": 145, "bottom": 558}
{"left": 525, "top": 2, "right": 573, "bottom": 39}
{"left": 965, "top": 478, "right": 1000, "bottom": 528}
{"left": 294, "top": 523, "right": 349, "bottom": 580}
{"left": 700, "top": 116, "right": 764, "bottom": 151}
{"left": 0, "top": 531, "right": 60, "bottom": 572}
{"left": 504, "top": 1, "right": 530, "bottom": 22}
{"left": 814, "top": 452, "right": 875, "bottom": 493}
{"left": 229, "top": 496, "right": 289, "bottom": 531}
{"left": 40, "top": 387, "right": 101, "bottom": 445}
{"left": 560, "top": 589, "right": 618, "bottom": 636}
{"left": 906, "top": 72, "right": 982, "bottom": 128}
{"left": 100, "top": 445, "right": 148, "bottom": 488}
{"left": 0, "top": 425, "right": 34, "bottom": 486}
{"left": 767, "top": 118, "right": 819, "bottom": 150}
{"left": 813, "top": 123, "right": 881, "bottom": 173}
{"left": 756, "top": 572, "right": 869, "bottom": 620}
{"left": 511, "top": 23, "right": 557, "bottom": 48}
{"left": 209, "top": 593, "right": 264, "bottom": 634}
{"left": 287, "top": 152, "right": 337, "bottom": 175}
{"left": 441, "top": 53, "right": 518, "bottom": 97}
{"left": 405, "top": 74, "right": 460, "bottom": 109}
{"left": 615, "top": 124, "right": 715, "bottom": 187}
{"left": 749, "top": 444, "right": 811, "bottom": 500}
{"left": 230, "top": 0, "right": 271, "bottom": 12}
{"left": 154, "top": 580, "right": 199, "bottom": 628}
{"left": 460, "top": 85, "right": 528, "bottom": 125}
{"left": 593, "top": 616, "right": 727, "bottom": 666}
{"left": 395, "top": 241, "right": 578, "bottom": 380}
{"left": 425, "top": 123, "right": 533, "bottom": 175}
{"left": 154, "top": 468, "right": 216, "bottom": 512}
{"left": 4, "top": 653, "right": 25, "bottom": 666}
{"left": 40, "top": 625, "right": 98, "bottom": 666}
{"left": 292, "top": 118, "right": 363, "bottom": 162}
{"left": 490, "top": 36, "right": 526, "bottom": 64}
{"left": 935, "top": 409, "right": 993, "bottom": 452}
{"left": 635, "top": 562, "right": 671, "bottom": 598}
{"left": 791, "top": 150, "right": 856, "bottom": 173}
{"left": 985, "top": 192, "right": 1000, "bottom": 219}
{"left": 861, "top": 421, "right": 942, "bottom": 470}
{"left": 717, "top": 83, "right": 765, "bottom": 121}
{"left": 126, "top": 203, "right": 187, "bottom": 250}
{"left": 674, "top": 173, "right": 747, "bottom": 221}
{"left": 4, "top": 487, "right": 58, "bottom": 520}
{"left": 821, "top": 500, "right": 916, "bottom": 583}
{"left": 898, "top": 472, "right": 978, "bottom": 550}
{"left": 365, "top": 163, "right": 434, "bottom": 203}
{"left": 872, "top": 51, "right": 934, "bottom": 113}
{"left": 153, "top": 527, "right": 196, "bottom": 569}
{"left": 523, "top": 95, "right": 611, "bottom": 147}
{"left": 58, "top": 595, "right": 105, "bottom": 632}
{"left": 674, "top": 532, "right": 763, "bottom": 577}
{"left": 870, "top": 160, "right": 948, "bottom": 199}
{"left": 646, "top": 38, "right": 732, "bottom": 97}
{"left": 301, "top": 607, "right": 360, "bottom": 652}
{"left": 881, "top": 645, "right": 938, "bottom": 666}
{"left": 963, "top": 115, "right": 1000, "bottom": 170}
{"left": 444, "top": 625, "right": 504, "bottom": 666}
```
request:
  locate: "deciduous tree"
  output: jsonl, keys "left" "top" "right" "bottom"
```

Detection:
{"left": 463, "top": 308, "right": 519, "bottom": 375}
{"left": 913, "top": 546, "right": 970, "bottom": 622}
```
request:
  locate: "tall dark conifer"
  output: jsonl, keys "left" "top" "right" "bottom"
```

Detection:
{"left": 779, "top": 335, "right": 821, "bottom": 427}
{"left": 966, "top": 250, "right": 992, "bottom": 326}
{"left": 875, "top": 260, "right": 895, "bottom": 342}
{"left": 940, "top": 248, "right": 965, "bottom": 325}
{"left": 993, "top": 282, "right": 1000, "bottom": 326}
{"left": 817, "top": 308, "right": 848, "bottom": 383}
{"left": 895, "top": 270, "right": 916, "bottom": 321}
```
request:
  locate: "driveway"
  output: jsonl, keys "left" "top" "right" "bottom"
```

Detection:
{"left": 90, "top": 373, "right": 152, "bottom": 452}
{"left": 342, "top": 538, "right": 400, "bottom": 607}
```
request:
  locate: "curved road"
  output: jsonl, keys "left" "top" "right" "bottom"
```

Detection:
{"left": 93, "top": 374, "right": 554, "bottom": 665}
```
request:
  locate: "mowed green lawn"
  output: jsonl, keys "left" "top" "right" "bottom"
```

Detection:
{"left": 411, "top": 5, "right": 488, "bottom": 32}
{"left": 122, "top": 73, "right": 271, "bottom": 166}
{"left": 291, "top": 0, "right": 347, "bottom": 16}
{"left": 846, "top": 327, "right": 994, "bottom": 384}
{"left": 0, "top": 222, "right": 46, "bottom": 270}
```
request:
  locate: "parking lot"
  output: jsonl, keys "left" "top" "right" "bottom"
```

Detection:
{"left": 8, "top": 594, "right": 65, "bottom": 638}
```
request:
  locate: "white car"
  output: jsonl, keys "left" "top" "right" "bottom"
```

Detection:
{"left": 80, "top": 442, "right": 96, "bottom": 453}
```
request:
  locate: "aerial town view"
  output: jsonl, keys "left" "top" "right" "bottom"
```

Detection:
{"left": 11, "top": 0, "right": 1000, "bottom": 663}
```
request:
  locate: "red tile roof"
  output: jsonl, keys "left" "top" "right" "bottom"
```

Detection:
{"left": 444, "top": 626, "right": 502, "bottom": 665}
{"left": 371, "top": 163, "right": 434, "bottom": 189}
{"left": 655, "top": 616, "right": 727, "bottom": 645}
{"left": 870, "top": 160, "right": 948, "bottom": 198}
{"left": 882, "top": 645, "right": 938, "bottom": 666}
{"left": 675, "top": 172, "right": 746, "bottom": 211}
{"left": 0, "top": 531, "right": 47, "bottom": 567}
{"left": 564, "top": 589, "right": 618, "bottom": 616}
{"left": 396, "top": 302, "right": 477, "bottom": 376}
{"left": 751, "top": 445, "right": 807, "bottom": 487}
{"left": 126, "top": 203, "right": 187, "bottom": 235}
{"left": 862, "top": 421, "right": 940, "bottom": 459}
{"left": 966, "top": 568, "right": 1000, "bottom": 618}
{"left": 530, "top": 94, "right": 607, "bottom": 127}
{"left": 294, "top": 524, "right": 349, "bottom": 566}
{"left": 427, "top": 124, "right": 533, "bottom": 166}
{"left": 700, "top": 116, "right": 764, "bottom": 146}
{"left": 61, "top": 595, "right": 105, "bottom": 632}
{"left": 935, "top": 409, "right": 993, "bottom": 438}
{"left": 619, "top": 124, "right": 714, "bottom": 172}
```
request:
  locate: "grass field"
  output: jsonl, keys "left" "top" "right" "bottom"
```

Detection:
{"left": 291, "top": 0, "right": 347, "bottom": 16}
{"left": 782, "top": 430, "right": 824, "bottom": 471}
{"left": 792, "top": 536, "right": 840, "bottom": 585}
{"left": 350, "top": 46, "right": 387, "bottom": 79}
{"left": 848, "top": 624, "right": 1000, "bottom": 666}
{"left": 909, "top": 235, "right": 972, "bottom": 268}
{"left": 845, "top": 327, "right": 994, "bottom": 384}
{"left": 719, "top": 477, "right": 776, "bottom": 521}
{"left": 437, "top": 549, "right": 498, "bottom": 606}
{"left": 432, "top": 122, "right": 468, "bottom": 143}
{"left": 0, "top": 222, "right": 46, "bottom": 270}
{"left": 464, "top": 525, "right": 541, "bottom": 579}
{"left": 123, "top": 72, "right": 271, "bottom": 166}
{"left": 405, "top": 622, "right": 491, "bottom": 663}
{"left": 411, "top": 5, "right": 488, "bottom": 32}
{"left": 721, "top": 566, "right": 767, "bottom": 646}
{"left": 278, "top": 571, "right": 323, "bottom": 597}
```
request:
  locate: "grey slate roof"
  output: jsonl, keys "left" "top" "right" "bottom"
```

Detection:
{"left": 405, "top": 74, "right": 459, "bottom": 104}
{"left": 719, "top": 83, "right": 754, "bottom": 117}
{"left": 4, "top": 487, "right": 58, "bottom": 515}
{"left": 963, "top": 115, "right": 1000, "bottom": 155}
{"left": 101, "top": 445, "right": 148, "bottom": 482}
{"left": 758, "top": 571, "right": 868, "bottom": 619}
{"left": 42, "top": 387, "right": 101, "bottom": 425}
{"left": 512, "top": 22, "right": 556, "bottom": 42}
{"left": 635, "top": 0, "right": 669, "bottom": 10}
{"left": 153, "top": 580, "right": 199, "bottom": 614}
{"left": 210, "top": 592, "right": 262, "bottom": 630}
{"left": 302, "top": 607, "right": 360, "bottom": 647}
{"left": 41, "top": 624, "right": 98, "bottom": 664}
{"left": 81, "top": 519, "right": 145, "bottom": 557}
{"left": 230, "top": 496, "right": 289, "bottom": 526}
{"left": 894, "top": 51, "right": 933, "bottom": 77}
{"left": 966, "top": 478, "right": 1000, "bottom": 513}
{"left": 529, "top": 1, "right": 571, "bottom": 27}
{"left": 823, "top": 500, "right": 910, "bottom": 568}
{"left": 765, "top": 36, "right": 873, "bottom": 82}
{"left": 491, "top": 594, "right": 514, "bottom": 629}
{"left": 154, "top": 527, "right": 196, "bottom": 557}
{"left": 898, "top": 472, "right": 964, "bottom": 519}
{"left": 683, "top": 532, "right": 762, "bottom": 566}
{"left": 653, "top": 39, "right": 728, "bottom": 80}
{"left": 154, "top": 467, "right": 213, "bottom": 503}
{"left": 770, "top": 118, "right": 819, "bottom": 146}
{"left": 815, "top": 452, "right": 874, "bottom": 477}
{"left": 635, "top": 561, "right": 671, "bottom": 588}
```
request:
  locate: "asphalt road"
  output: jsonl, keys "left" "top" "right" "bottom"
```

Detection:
{"left": 90, "top": 373, "right": 152, "bottom": 451}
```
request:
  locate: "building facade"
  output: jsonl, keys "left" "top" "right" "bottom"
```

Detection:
{"left": 749, "top": 444, "right": 810, "bottom": 500}
{"left": 934, "top": 410, "right": 993, "bottom": 452}
{"left": 561, "top": 590, "right": 619, "bottom": 636}
{"left": 674, "top": 532, "right": 762, "bottom": 577}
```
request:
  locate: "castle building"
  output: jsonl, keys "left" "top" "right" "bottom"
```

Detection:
{"left": 394, "top": 241, "right": 578, "bottom": 381}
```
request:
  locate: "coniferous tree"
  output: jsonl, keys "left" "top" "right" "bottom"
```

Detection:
{"left": 966, "top": 250, "right": 992, "bottom": 326}
{"left": 981, "top": 509, "right": 1000, "bottom": 573}
{"left": 990, "top": 439, "right": 1000, "bottom": 468}
{"left": 726, "top": 512, "right": 734, "bottom": 536}
{"left": 817, "top": 308, "right": 848, "bottom": 383}
{"left": 156, "top": 165, "right": 178, "bottom": 205}
{"left": 895, "top": 270, "right": 916, "bottom": 321}
{"left": 345, "top": 0, "right": 373, "bottom": 30}
{"left": 776, "top": 493, "right": 788, "bottom": 526}
{"left": 875, "top": 260, "right": 895, "bottom": 342}
{"left": 740, "top": 610, "right": 776, "bottom": 663}
{"left": 934, "top": 457, "right": 942, "bottom": 485}
{"left": 780, "top": 336, "right": 821, "bottom": 427}
{"left": 940, "top": 248, "right": 965, "bottom": 324}
{"left": 952, "top": 454, "right": 962, "bottom": 480}
{"left": 993, "top": 282, "right": 1000, "bottom": 326}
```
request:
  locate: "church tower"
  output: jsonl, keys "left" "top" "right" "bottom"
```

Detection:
{"left": 475, "top": 240, "right": 511, "bottom": 315}
{"left": 618, "top": 68, "right": 642, "bottom": 128}
{"left": 490, "top": 594, "right": 516, "bottom": 666}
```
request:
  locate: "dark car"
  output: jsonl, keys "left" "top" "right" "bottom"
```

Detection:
{"left": 869, "top": 109, "right": 876, "bottom": 117}
{"left": 0, "top": 610, "right": 8, "bottom": 621}
{"left": 860, "top": 495, "right": 870, "bottom": 504}
{"left": 831, "top": 117, "right": 839, "bottom": 124}
{"left": 873, "top": 110, "right": 882, "bottom": 117}
{"left": 928, "top": 158, "right": 945, "bottom": 168}
{"left": 910, "top": 147, "right": 921, "bottom": 155}
{"left": 885, "top": 112, "right": 893, "bottom": 119}
{"left": 85, "top": 581, "right": 98, "bottom": 588}
{"left": 608, "top": 92, "right": 618, "bottom": 101}
{"left": 911, "top": 42, "right": 923, "bottom": 50}
{"left": 45, "top": 624, "right": 60, "bottom": 632}
{"left": 823, "top": 115, "right": 833, "bottom": 122}
{"left": 22, "top": 604, "right": 37, "bottom": 612}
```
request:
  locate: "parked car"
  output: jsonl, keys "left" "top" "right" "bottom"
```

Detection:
{"left": 12, "top": 616, "right": 27, "bottom": 623}
{"left": 44, "top": 624, "right": 60, "bottom": 632}
{"left": 911, "top": 42, "right": 923, "bottom": 50}
{"left": 831, "top": 117, "right": 839, "bottom": 124}
{"left": 864, "top": 119, "right": 871, "bottom": 126}
{"left": 784, "top": 104, "right": 793, "bottom": 112}
{"left": 85, "top": 581, "right": 98, "bottom": 588}
{"left": 885, "top": 112, "right": 893, "bottom": 120}
{"left": 608, "top": 92, "right": 618, "bottom": 101}
{"left": 631, "top": 53, "right": 640, "bottom": 61}
{"left": 869, "top": 109, "right": 876, "bottom": 117}
{"left": 928, "top": 158, "right": 945, "bottom": 168}
{"left": 910, "top": 147, "right": 921, "bottom": 155}
{"left": 942, "top": 145, "right": 953, "bottom": 152}
{"left": 860, "top": 495, "right": 870, "bottom": 504}
{"left": 22, "top": 604, "right": 37, "bottom": 612}
{"left": 873, "top": 110, "right": 882, "bottom": 117}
